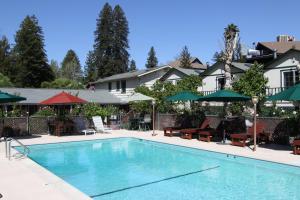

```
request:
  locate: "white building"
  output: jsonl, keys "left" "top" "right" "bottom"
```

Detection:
{"left": 160, "top": 67, "right": 203, "bottom": 85}
{"left": 199, "top": 49, "right": 300, "bottom": 107}
{"left": 91, "top": 66, "right": 171, "bottom": 98}
{"left": 200, "top": 62, "right": 251, "bottom": 95}
{"left": 264, "top": 49, "right": 300, "bottom": 96}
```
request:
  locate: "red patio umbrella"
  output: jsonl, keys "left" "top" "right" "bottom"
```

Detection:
{"left": 40, "top": 91, "right": 87, "bottom": 105}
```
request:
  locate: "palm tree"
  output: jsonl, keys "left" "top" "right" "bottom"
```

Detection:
{"left": 223, "top": 24, "right": 239, "bottom": 89}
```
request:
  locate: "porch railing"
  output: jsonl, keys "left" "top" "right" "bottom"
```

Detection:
{"left": 201, "top": 87, "right": 289, "bottom": 97}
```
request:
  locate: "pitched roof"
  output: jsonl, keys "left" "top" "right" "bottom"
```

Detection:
{"left": 91, "top": 65, "right": 171, "bottom": 84}
{"left": 201, "top": 62, "right": 251, "bottom": 76}
{"left": 159, "top": 67, "right": 203, "bottom": 81}
{"left": 0, "top": 88, "right": 124, "bottom": 105}
{"left": 264, "top": 49, "right": 300, "bottom": 69}
{"left": 168, "top": 57, "right": 207, "bottom": 70}
{"left": 172, "top": 67, "right": 203, "bottom": 76}
{"left": 257, "top": 41, "right": 300, "bottom": 54}
{"left": 40, "top": 91, "right": 87, "bottom": 105}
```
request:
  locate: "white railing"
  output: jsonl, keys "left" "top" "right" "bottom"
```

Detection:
{"left": 5, "top": 137, "right": 30, "bottom": 160}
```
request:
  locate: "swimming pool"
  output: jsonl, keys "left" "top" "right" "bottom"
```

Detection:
{"left": 18, "top": 138, "right": 300, "bottom": 200}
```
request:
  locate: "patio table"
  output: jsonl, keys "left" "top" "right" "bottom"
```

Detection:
{"left": 128, "top": 118, "right": 140, "bottom": 130}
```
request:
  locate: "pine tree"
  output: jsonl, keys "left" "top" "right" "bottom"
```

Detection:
{"left": 112, "top": 5, "right": 129, "bottom": 73}
{"left": 145, "top": 46, "right": 158, "bottom": 68}
{"left": 49, "top": 59, "right": 60, "bottom": 78}
{"left": 0, "top": 36, "right": 13, "bottom": 78}
{"left": 61, "top": 49, "right": 82, "bottom": 80}
{"left": 14, "top": 15, "right": 54, "bottom": 87}
{"left": 233, "top": 38, "right": 245, "bottom": 62}
{"left": 180, "top": 46, "right": 192, "bottom": 68}
{"left": 84, "top": 51, "right": 97, "bottom": 82}
{"left": 129, "top": 59, "right": 136, "bottom": 71}
{"left": 93, "top": 3, "right": 114, "bottom": 78}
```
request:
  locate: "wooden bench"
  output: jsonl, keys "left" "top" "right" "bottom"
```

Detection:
{"left": 198, "top": 131, "right": 213, "bottom": 142}
{"left": 293, "top": 140, "right": 300, "bottom": 155}
{"left": 230, "top": 134, "right": 248, "bottom": 147}
{"left": 180, "top": 129, "right": 199, "bottom": 140}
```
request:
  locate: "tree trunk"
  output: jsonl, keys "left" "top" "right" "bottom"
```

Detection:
{"left": 224, "top": 33, "right": 239, "bottom": 117}
{"left": 224, "top": 33, "right": 238, "bottom": 89}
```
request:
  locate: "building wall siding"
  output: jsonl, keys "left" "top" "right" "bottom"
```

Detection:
{"left": 94, "top": 69, "right": 168, "bottom": 97}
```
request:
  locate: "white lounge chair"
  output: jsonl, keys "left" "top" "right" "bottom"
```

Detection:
{"left": 82, "top": 129, "right": 96, "bottom": 136}
{"left": 92, "top": 116, "right": 112, "bottom": 133}
{"left": 74, "top": 117, "right": 97, "bottom": 136}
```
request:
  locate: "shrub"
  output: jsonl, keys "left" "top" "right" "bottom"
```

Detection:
{"left": 81, "top": 103, "right": 118, "bottom": 119}
{"left": 33, "top": 107, "right": 56, "bottom": 117}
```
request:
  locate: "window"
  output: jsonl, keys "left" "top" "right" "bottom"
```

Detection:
{"left": 108, "top": 82, "right": 112, "bottom": 92}
{"left": 282, "top": 70, "right": 299, "bottom": 88}
{"left": 116, "top": 81, "right": 120, "bottom": 91}
{"left": 121, "top": 80, "right": 126, "bottom": 93}
{"left": 216, "top": 76, "right": 225, "bottom": 90}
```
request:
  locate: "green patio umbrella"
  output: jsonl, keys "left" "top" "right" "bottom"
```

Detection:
{"left": 197, "top": 89, "right": 251, "bottom": 143}
{"left": 166, "top": 91, "right": 202, "bottom": 101}
{"left": 0, "top": 91, "right": 26, "bottom": 139}
{"left": 268, "top": 83, "right": 300, "bottom": 101}
{"left": 0, "top": 91, "right": 26, "bottom": 103}
{"left": 197, "top": 89, "right": 251, "bottom": 102}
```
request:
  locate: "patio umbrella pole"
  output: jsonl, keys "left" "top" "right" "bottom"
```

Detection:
{"left": 152, "top": 100, "right": 156, "bottom": 136}
{"left": 253, "top": 104, "right": 257, "bottom": 151}
{"left": 252, "top": 96, "right": 258, "bottom": 151}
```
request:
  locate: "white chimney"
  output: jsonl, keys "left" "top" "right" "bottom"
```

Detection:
{"left": 273, "top": 49, "right": 277, "bottom": 59}
{"left": 277, "top": 35, "right": 295, "bottom": 42}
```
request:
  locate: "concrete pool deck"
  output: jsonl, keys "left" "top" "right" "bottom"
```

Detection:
{"left": 0, "top": 130, "right": 300, "bottom": 200}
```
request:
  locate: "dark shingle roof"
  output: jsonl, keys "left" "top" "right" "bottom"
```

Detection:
{"left": 0, "top": 88, "right": 124, "bottom": 105}
{"left": 168, "top": 57, "right": 207, "bottom": 70}
{"left": 258, "top": 41, "right": 300, "bottom": 54}
{"left": 91, "top": 65, "right": 171, "bottom": 84}
{"left": 201, "top": 62, "right": 251, "bottom": 76}
{"left": 172, "top": 67, "right": 203, "bottom": 76}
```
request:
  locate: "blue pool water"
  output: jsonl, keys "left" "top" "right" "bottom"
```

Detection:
{"left": 18, "top": 138, "right": 300, "bottom": 200}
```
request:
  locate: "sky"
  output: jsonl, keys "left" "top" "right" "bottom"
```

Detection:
{"left": 1, "top": 0, "right": 300, "bottom": 69}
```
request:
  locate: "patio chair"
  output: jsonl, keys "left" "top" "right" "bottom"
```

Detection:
{"left": 292, "top": 140, "right": 300, "bottom": 155}
{"left": 92, "top": 116, "right": 112, "bottom": 133}
{"left": 139, "top": 114, "right": 151, "bottom": 131}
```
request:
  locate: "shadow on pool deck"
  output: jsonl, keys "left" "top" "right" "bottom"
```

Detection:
{"left": 258, "top": 143, "right": 292, "bottom": 151}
